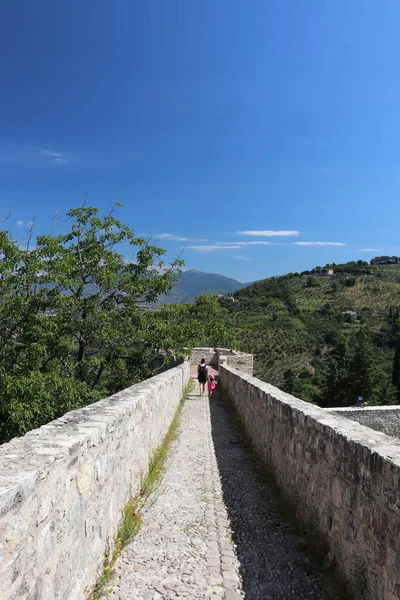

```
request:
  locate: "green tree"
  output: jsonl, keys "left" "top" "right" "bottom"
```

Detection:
{"left": 189, "top": 295, "right": 237, "bottom": 349}
{"left": 392, "top": 335, "right": 400, "bottom": 401}
{"left": 297, "top": 379, "right": 318, "bottom": 404}
{"left": 0, "top": 205, "right": 188, "bottom": 441}
{"left": 0, "top": 205, "right": 238, "bottom": 442}
{"left": 377, "top": 379, "right": 398, "bottom": 406}
{"left": 283, "top": 367, "right": 297, "bottom": 395}
{"left": 348, "top": 331, "right": 380, "bottom": 405}
{"left": 306, "top": 276, "right": 316, "bottom": 288}
{"left": 35, "top": 204, "right": 184, "bottom": 391}
{"left": 134, "top": 298, "right": 236, "bottom": 377}
{"left": 322, "top": 340, "right": 350, "bottom": 407}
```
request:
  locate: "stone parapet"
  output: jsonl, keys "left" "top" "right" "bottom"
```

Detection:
{"left": 220, "top": 351, "right": 253, "bottom": 375}
{"left": 327, "top": 405, "right": 400, "bottom": 439}
{"left": 189, "top": 348, "right": 218, "bottom": 368}
{"left": 0, "top": 362, "right": 190, "bottom": 600}
{"left": 219, "top": 364, "right": 400, "bottom": 600}
{"left": 189, "top": 348, "right": 253, "bottom": 375}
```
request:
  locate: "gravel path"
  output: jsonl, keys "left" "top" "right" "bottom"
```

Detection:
{"left": 105, "top": 389, "right": 331, "bottom": 600}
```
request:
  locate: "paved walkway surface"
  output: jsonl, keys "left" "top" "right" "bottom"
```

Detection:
{"left": 105, "top": 388, "right": 331, "bottom": 600}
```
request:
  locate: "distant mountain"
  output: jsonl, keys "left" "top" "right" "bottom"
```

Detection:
{"left": 158, "top": 269, "right": 248, "bottom": 304}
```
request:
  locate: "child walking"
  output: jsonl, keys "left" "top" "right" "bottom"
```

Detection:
{"left": 208, "top": 375, "right": 216, "bottom": 398}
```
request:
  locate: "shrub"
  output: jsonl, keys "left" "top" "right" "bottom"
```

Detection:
{"left": 0, "top": 372, "right": 101, "bottom": 442}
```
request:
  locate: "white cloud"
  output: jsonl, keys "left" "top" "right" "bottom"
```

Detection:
{"left": 187, "top": 240, "right": 274, "bottom": 251}
{"left": 221, "top": 241, "right": 272, "bottom": 246}
{"left": 188, "top": 239, "right": 345, "bottom": 251}
{"left": 358, "top": 248, "right": 381, "bottom": 252}
{"left": 38, "top": 148, "right": 66, "bottom": 164}
{"left": 233, "top": 255, "right": 255, "bottom": 261}
{"left": 293, "top": 241, "right": 346, "bottom": 247}
{"left": 188, "top": 245, "right": 242, "bottom": 252}
{"left": 158, "top": 233, "right": 208, "bottom": 242}
{"left": 39, "top": 149, "right": 63, "bottom": 158}
{"left": 16, "top": 220, "right": 34, "bottom": 228}
{"left": 239, "top": 230, "right": 300, "bottom": 237}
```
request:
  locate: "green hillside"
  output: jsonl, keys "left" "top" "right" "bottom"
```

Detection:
{"left": 226, "top": 259, "right": 400, "bottom": 407}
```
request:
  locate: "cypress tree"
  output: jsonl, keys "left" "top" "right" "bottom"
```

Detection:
{"left": 322, "top": 340, "right": 350, "bottom": 407}
{"left": 349, "top": 331, "right": 378, "bottom": 404}
{"left": 283, "top": 367, "right": 297, "bottom": 395}
{"left": 392, "top": 335, "right": 400, "bottom": 400}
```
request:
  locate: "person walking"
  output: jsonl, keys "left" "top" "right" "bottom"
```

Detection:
{"left": 208, "top": 374, "right": 217, "bottom": 398}
{"left": 197, "top": 358, "right": 208, "bottom": 395}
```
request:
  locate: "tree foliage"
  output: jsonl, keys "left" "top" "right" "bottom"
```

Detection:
{"left": 322, "top": 341, "right": 350, "bottom": 407}
{"left": 0, "top": 205, "right": 234, "bottom": 442}
{"left": 392, "top": 335, "right": 400, "bottom": 402}
{"left": 370, "top": 256, "right": 400, "bottom": 265}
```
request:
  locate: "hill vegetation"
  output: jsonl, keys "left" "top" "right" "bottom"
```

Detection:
{"left": 226, "top": 259, "right": 400, "bottom": 407}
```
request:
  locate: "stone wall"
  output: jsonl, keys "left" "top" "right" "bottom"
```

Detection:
{"left": 217, "top": 350, "right": 253, "bottom": 375}
{"left": 189, "top": 348, "right": 253, "bottom": 374}
{"left": 0, "top": 362, "right": 190, "bottom": 600}
{"left": 328, "top": 406, "right": 400, "bottom": 439}
{"left": 219, "top": 365, "right": 400, "bottom": 600}
{"left": 190, "top": 348, "right": 218, "bottom": 368}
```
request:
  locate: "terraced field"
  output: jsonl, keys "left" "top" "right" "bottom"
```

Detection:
{"left": 225, "top": 263, "right": 400, "bottom": 403}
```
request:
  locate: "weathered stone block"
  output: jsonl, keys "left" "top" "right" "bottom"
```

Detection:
{"left": 219, "top": 364, "right": 400, "bottom": 600}
{"left": 0, "top": 362, "right": 190, "bottom": 600}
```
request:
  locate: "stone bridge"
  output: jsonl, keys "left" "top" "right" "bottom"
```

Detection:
{"left": 1, "top": 348, "right": 399, "bottom": 600}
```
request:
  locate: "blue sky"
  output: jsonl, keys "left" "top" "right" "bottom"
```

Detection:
{"left": 1, "top": 1, "right": 400, "bottom": 282}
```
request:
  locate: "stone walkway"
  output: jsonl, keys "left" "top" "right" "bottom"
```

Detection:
{"left": 105, "top": 389, "right": 331, "bottom": 600}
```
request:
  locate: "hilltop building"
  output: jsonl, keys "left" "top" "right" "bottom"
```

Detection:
{"left": 218, "top": 292, "right": 235, "bottom": 303}
{"left": 343, "top": 310, "right": 357, "bottom": 322}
